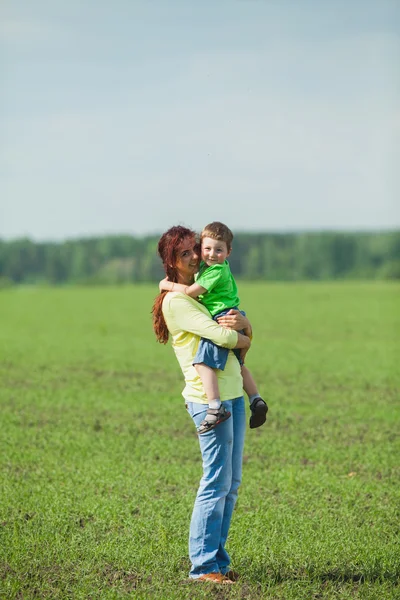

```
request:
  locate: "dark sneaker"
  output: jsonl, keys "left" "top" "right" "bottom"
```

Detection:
{"left": 249, "top": 397, "right": 268, "bottom": 429}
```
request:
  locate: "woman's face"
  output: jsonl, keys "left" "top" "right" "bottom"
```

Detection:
{"left": 175, "top": 236, "right": 200, "bottom": 284}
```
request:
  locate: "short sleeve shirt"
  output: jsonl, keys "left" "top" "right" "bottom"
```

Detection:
{"left": 195, "top": 260, "right": 240, "bottom": 317}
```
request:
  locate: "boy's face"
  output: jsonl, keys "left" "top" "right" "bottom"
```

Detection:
{"left": 201, "top": 236, "right": 231, "bottom": 267}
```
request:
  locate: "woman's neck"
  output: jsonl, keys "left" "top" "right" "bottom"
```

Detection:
{"left": 176, "top": 275, "right": 194, "bottom": 286}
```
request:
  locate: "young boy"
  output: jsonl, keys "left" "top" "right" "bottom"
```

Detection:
{"left": 159, "top": 221, "right": 268, "bottom": 434}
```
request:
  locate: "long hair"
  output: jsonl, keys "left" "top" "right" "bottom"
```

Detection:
{"left": 152, "top": 225, "right": 196, "bottom": 344}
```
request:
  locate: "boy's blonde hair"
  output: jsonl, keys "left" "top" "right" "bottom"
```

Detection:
{"left": 201, "top": 222, "right": 234, "bottom": 251}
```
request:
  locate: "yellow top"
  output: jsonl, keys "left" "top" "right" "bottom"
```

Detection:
{"left": 162, "top": 292, "right": 244, "bottom": 404}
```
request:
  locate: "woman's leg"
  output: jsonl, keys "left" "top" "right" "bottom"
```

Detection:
{"left": 186, "top": 397, "right": 245, "bottom": 578}
{"left": 216, "top": 396, "right": 246, "bottom": 574}
{"left": 186, "top": 400, "right": 235, "bottom": 578}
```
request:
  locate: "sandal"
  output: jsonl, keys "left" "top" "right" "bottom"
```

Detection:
{"left": 197, "top": 405, "right": 231, "bottom": 435}
{"left": 249, "top": 397, "right": 268, "bottom": 429}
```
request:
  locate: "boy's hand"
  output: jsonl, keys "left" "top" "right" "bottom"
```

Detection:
{"left": 159, "top": 277, "right": 170, "bottom": 292}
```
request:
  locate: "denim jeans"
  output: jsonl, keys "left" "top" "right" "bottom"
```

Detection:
{"left": 186, "top": 396, "right": 246, "bottom": 578}
{"left": 192, "top": 308, "right": 246, "bottom": 370}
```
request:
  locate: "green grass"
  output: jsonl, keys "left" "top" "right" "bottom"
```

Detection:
{"left": 0, "top": 283, "right": 399, "bottom": 599}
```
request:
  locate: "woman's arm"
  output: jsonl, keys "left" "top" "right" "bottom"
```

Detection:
{"left": 216, "top": 309, "right": 253, "bottom": 338}
{"left": 234, "top": 332, "right": 251, "bottom": 349}
{"left": 165, "top": 294, "right": 250, "bottom": 350}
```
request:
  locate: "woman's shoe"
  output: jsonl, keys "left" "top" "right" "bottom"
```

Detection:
{"left": 196, "top": 572, "right": 234, "bottom": 584}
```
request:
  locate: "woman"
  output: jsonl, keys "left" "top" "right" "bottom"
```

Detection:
{"left": 152, "top": 225, "right": 252, "bottom": 584}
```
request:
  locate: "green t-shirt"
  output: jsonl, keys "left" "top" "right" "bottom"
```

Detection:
{"left": 195, "top": 260, "right": 240, "bottom": 317}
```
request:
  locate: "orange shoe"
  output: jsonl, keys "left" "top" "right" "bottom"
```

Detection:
{"left": 196, "top": 572, "right": 234, "bottom": 584}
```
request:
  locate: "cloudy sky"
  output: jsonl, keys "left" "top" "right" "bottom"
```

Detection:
{"left": 1, "top": 0, "right": 399, "bottom": 240}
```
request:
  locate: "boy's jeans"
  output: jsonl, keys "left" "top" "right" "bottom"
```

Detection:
{"left": 186, "top": 396, "right": 246, "bottom": 578}
{"left": 192, "top": 308, "right": 246, "bottom": 370}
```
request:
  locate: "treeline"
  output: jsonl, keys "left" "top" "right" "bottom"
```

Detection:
{"left": 0, "top": 231, "right": 399, "bottom": 286}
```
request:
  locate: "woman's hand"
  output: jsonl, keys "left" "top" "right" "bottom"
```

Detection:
{"left": 216, "top": 309, "right": 252, "bottom": 334}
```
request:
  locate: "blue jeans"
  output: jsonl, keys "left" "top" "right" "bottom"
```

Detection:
{"left": 186, "top": 396, "right": 246, "bottom": 578}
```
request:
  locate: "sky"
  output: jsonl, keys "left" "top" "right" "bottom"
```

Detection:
{"left": 1, "top": 0, "right": 399, "bottom": 241}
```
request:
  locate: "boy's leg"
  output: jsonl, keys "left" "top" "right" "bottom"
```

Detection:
{"left": 195, "top": 363, "right": 231, "bottom": 434}
{"left": 241, "top": 365, "right": 268, "bottom": 429}
{"left": 241, "top": 365, "right": 258, "bottom": 397}
{"left": 195, "top": 363, "right": 220, "bottom": 404}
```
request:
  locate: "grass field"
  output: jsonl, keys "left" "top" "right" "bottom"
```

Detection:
{"left": 0, "top": 283, "right": 399, "bottom": 599}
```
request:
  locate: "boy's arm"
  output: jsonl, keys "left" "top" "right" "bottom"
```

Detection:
{"left": 159, "top": 278, "right": 207, "bottom": 298}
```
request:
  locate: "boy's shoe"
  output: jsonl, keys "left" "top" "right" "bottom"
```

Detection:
{"left": 249, "top": 397, "right": 268, "bottom": 429}
{"left": 197, "top": 404, "right": 231, "bottom": 435}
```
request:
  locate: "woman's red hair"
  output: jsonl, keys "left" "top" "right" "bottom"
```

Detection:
{"left": 152, "top": 225, "right": 197, "bottom": 344}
